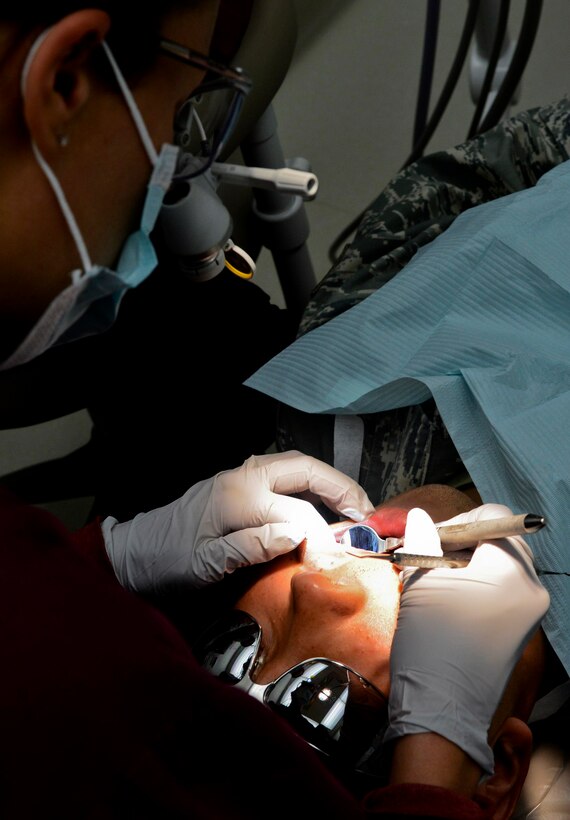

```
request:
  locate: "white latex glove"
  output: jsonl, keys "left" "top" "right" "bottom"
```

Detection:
{"left": 385, "top": 503, "right": 550, "bottom": 775}
{"left": 102, "top": 450, "right": 375, "bottom": 593}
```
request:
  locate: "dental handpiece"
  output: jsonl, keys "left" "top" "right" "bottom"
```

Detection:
{"left": 433, "top": 513, "right": 545, "bottom": 547}
{"left": 340, "top": 513, "right": 546, "bottom": 569}
{"left": 339, "top": 513, "right": 545, "bottom": 552}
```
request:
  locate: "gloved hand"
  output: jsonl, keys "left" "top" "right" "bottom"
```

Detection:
{"left": 102, "top": 450, "right": 375, "bottom": 593}
{"left": 384, "top": 503, "right": 550, "bottom": 775}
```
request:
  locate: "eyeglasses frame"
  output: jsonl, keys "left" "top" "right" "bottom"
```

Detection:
{"left": 159, "top": 38, "right": 253, "bottom": 97}
{"left": 158, "top": 38, "right": 253, "bottom": 178}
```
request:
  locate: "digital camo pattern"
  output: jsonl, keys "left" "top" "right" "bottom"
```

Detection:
{"left": 277, "top": 97, "right": 570, "bottom": 505}
{"left": 300, "top": 96, "right": 570, "bottom": 336}
{"left": 277, "top": 397, "right": 465, "bottom": 509}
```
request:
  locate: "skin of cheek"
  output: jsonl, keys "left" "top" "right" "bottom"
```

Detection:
{"left": 303, "top": 544, "right": 403, "bottom": 651}
{"left": 134, "top": 1, "right": 221, "bottom": 146}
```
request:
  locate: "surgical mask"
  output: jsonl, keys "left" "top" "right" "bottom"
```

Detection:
{"left": 1, "top": 35, "right": 179, "bottom": 371}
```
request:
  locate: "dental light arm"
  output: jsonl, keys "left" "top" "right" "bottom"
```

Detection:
{"left": 159, "top": 157, "right": 319, "bottom": 284}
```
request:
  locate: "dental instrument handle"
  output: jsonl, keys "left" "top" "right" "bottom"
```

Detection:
{"left": 437, "top": 513, "right": 545, "bottom": 546}
{"left": 345, "top": 547, "right": 474, "bottom": 568}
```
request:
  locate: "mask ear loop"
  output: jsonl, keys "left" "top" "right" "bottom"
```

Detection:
{"left": 100, "top": 41, "right": 158, "bottom": 167}
{"left": 20, "top": 30, "right": 162, "bottom": 279}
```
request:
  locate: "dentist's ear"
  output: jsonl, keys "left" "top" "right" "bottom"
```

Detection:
{"left": 21, "top": 10, "right": 110, "bottom": 155}
{"left": 472, "top": 717, "right": 533, "bottom": 820}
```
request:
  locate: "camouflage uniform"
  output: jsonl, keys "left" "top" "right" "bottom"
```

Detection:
{"left": 277, "top": 97, "right": 570, "bottom": 507}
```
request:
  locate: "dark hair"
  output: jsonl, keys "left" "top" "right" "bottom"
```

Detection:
{"left": 1, "top": 2, "right": 200, "bottom": 78}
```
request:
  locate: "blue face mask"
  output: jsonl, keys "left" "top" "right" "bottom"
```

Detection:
{"left": 1, "top": 37, "right": 180, "bottom": 371}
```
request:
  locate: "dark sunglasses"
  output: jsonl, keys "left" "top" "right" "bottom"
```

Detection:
{"left": 193, "top": 610, "right": 390, "bottom": 776}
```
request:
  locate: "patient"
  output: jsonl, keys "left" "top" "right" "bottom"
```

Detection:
{"left": 245, "top": 98, "right": 570, "bottom": 710}
{"left": 179, "top": 484, "right": 562, "bottom": 813}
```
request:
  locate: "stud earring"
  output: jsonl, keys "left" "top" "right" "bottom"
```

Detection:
{"left": 57, "top": 133, "right": 69, "bottom": 148}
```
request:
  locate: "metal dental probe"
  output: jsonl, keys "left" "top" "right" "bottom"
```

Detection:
{"left": 344, "top": 547, "right": 476, "bottom": 569}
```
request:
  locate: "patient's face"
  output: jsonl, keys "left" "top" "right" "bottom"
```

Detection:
{"left": 234, "top": 530, "right": 545, "bottom": 724}
{"left": 234, "top": 485, "right": 476, "bottom": 693}
{"left": 235, "top": 540, "right": 402, "bottom": 695}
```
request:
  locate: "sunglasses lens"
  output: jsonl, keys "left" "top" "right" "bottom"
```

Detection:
{"left": 194, "top": 611, "right": 259, "bottom": 684}
{"left": 264, "top": 660, "right": 388, "bottom": 772}
{"left": 195, "top": 615, "right": 389, "bottom": 777}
